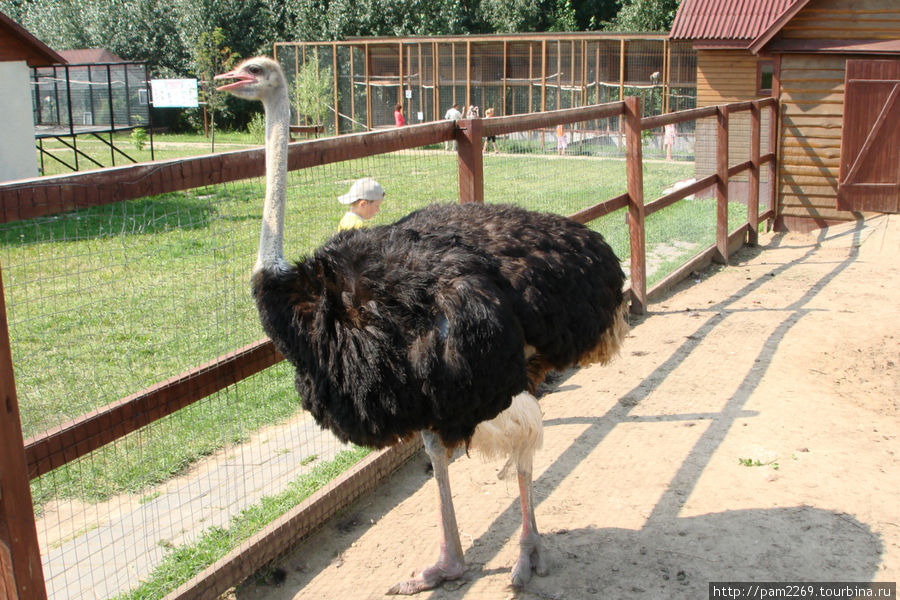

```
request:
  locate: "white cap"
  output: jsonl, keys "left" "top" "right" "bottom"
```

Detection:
{"left": 338, "top": 178, "right": 385, "bottom": 205}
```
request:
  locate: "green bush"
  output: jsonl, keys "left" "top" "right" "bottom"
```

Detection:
{"left": 247, "top": 113, "right": 266, "bottom": 145}
{"left": 130, "top": 127, "right": 148, "bottom": 151}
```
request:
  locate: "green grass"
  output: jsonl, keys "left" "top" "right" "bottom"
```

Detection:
{"left": 112, "top": 445, "right": 370, "bottom": 600}
{"left": 4, "top": 141, "right": 714, "bottom": 516}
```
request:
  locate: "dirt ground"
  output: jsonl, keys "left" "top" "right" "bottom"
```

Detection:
{"left": 237, "top": 214, "right": 898, "bottom": 600}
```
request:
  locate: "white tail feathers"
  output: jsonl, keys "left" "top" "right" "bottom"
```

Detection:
{"left": 470, "top": 392, "right": 544, "bottom": 479}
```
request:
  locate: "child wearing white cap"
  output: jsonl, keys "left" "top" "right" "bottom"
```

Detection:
{"left": 337, "top": 177, "right": 385, "bottom": 231}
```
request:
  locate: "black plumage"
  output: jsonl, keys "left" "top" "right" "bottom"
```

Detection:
{"left": 252, "top": 202, "right": 625, "bottom": 449}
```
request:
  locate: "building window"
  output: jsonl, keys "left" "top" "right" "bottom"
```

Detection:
{"left": 757, "top": 61, "right": 774, "bottom": 96}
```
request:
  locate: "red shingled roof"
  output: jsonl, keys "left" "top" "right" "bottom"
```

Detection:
{"left": 670, "top": 0, "right": 801, "bottom": 45}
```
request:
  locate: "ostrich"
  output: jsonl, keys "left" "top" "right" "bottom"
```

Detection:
{"left": 216, "top": 57, "right": 628, "bottom": 594}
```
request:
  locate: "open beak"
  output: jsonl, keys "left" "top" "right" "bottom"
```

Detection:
{"left": 214, "top": 70, "right": 255, "bottom": 92}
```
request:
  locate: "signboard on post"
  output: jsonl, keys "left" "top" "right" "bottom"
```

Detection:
{"left": 150, "top": 79, "right": 199, "bottom": 108}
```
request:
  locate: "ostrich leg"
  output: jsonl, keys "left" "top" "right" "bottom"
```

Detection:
{"left": 387, "top": 430, "right": 466, "bottom": 595}
{"left": 511, "top": 450, "right": 548, "bottom": 587}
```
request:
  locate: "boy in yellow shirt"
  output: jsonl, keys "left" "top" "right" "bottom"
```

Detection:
{"left": 338, "top": 177, "right": 385, "bottom": 231}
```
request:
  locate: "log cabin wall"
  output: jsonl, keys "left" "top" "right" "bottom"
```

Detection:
{"left": 694, "top": 50, "right": 772, "bottom": 198}
{"left": 775, "top": 53, "right": 846, "bottom": 229}
{"left": 769, "top": 0, "right": 900, "bottom": 230}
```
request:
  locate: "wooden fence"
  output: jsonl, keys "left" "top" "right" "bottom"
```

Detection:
{"left": 0, "top": 96, "right": 776, "bottom": 600}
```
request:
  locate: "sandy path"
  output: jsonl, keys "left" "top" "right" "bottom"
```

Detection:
{"left": 237, "top": 214, "right": 898, "bottom": 600}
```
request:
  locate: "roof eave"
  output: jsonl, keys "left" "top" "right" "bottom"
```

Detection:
{"left": 764, "top": 38, "right": 900, "bottom": 54}
{"left": 749, "top": 0, "right": 813, "bottom": 55}
{"left": 0, "top": 11, "right": 67, "bottom": 66}
{"left": 690, "top": 39, "right": 754, "bottom": 50}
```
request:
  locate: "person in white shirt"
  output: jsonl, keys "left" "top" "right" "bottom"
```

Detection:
{"left": 444, "top": 103, "right": 463, "bottom": 150}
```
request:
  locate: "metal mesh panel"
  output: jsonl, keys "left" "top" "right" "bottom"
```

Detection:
{"left": 276, "top": 36, "right": 696, "bottom": 129}
{"left": 1, "top": 144, "right": 463, "bottom": 599}
{"left": 315, "top": 45, "right": 336, "bottom": 134}
{"left": 352, "top": 45, "right": 369, "bottom": 130}
{"left": 369, "top": 44, "right": 401, "bottom": 128}
{"left": 483, "top": 115, "right": 628, "bottom": 216}
{"left": 32, "top": 64, "right": 149, "bottom": 130}
{"left": 335, "top": 45, "right": 354, "bottom": 133}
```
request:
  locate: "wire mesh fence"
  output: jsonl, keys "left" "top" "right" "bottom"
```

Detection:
{"left": 275, "top": 35, "right": 696, "bottom": 136}
{"left": 32, "top": 62, "right": 151, "bottom": 131}
{"left": 1, "top": 144, "right": 463, "bottom": 599}
{"left": 0, "top": 96, "right": 776, "bottom": 600}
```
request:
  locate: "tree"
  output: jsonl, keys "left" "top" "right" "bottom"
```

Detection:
{"left": 192, "top": 27, "right": 238, "bottom": 149}
{"left": 477, "top": 0, "right": 617, "bottom": 33}
{"left": 291, "top": 53, "right": 333, "bottom": 127}
{"left": 604, "top": 0, "right": 680, "bottom": 32}
{"left": 0, "top": 0, "right": 189, "bottom": 76}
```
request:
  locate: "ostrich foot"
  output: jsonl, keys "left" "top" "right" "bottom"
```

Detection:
{"left": 511, "top": 532, "right": 548, "bottom": 588}
{"left": 386, "top": 560, "right": 465, "bottom": 595}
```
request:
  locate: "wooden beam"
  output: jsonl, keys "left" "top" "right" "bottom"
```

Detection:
{"left": 24, "top": 340, "right": 283, "bottom": 479}
{"left": 502, "top": 40, "right": 507, "bottom": 116}
{"left": 456, "top": 118, "right": 484, "bottom": 204}
{"left": 349, "top": 46, "right": 355, "bottom": 131}
{"left": 365, "top": 43, "right": 372, "bottom": 131}
{"left": 0, "top": 264, "right": 47, "bottom": 599}
{"left": 332, "top": 46, "right": 339, "bottom": 134}
{"left": 397, "top": 41, "right": 403, "bottom": 108}
{"left": 641, "top": 105, "right": 718, "bottom": 130}
{"left": 645, "top": 174, "right": 717, "bottom": 217}
{"left": 433, "top": 41, "right": 439, "bottom": 121}
{"left": 1, "top": 122, "right": 456, "bottom": 224}
{"left": 663, "top": 38, "right": 669, "bottom": 114}
{"left": 541, "top": 39, "right": 547, "bottom": 112}
{"left": 749, "top": 100, "right": 761, "bottom": 245}
{"left": 528, "top": 43, "right": 534, "bottom": 113}
{"left": 164, "top": 437, "right": 422, "bottom": 600}
{"left": 466, "top": 40, "right": 471, "bottom": 108}
{"left": 624, "top": 96, "right": 646, "bottom": 315}
{"left": 482, "top": 102, "right": 624, "bottom": 137}
{"left": 568, "top": 192, "right": 629, "bottom": 224}
{"left": 716, "top": 105, "right": 730, "bottom": 263}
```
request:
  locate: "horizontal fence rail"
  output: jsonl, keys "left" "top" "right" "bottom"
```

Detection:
{"left": 0, "top": 95, "right": 777, "bottom": 600}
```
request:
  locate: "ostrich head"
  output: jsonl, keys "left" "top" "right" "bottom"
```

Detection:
{"left": 215, "top": 56, "right": 291, "bottom": 273}
{"left": 214, "top": 56, "right": 286, "bottom": 102}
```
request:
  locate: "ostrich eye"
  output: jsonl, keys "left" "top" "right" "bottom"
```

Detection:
{"left": 248, "top": 65, "right": 261, "bottom": 74}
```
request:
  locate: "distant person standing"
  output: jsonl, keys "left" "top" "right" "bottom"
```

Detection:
{"left": 664, "top": 122, "right": 676, "bottom": 161}
{"left": 444, "top": 102, "right": 463, "bottom": 150}
{"left": 556, "top": 123, "right": 568, "bottom": 155}
{"left": 394, "top": 103, "right": 405, "bottom": 127}
{"left": 483, "top": 107, "right": 499, "bottom": 154}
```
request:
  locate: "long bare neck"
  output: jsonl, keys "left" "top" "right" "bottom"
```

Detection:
{"left": 256, "top": 84, "right": 291, "bottom": 273}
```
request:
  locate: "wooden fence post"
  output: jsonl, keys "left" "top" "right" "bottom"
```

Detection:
{"left": 770, "top": 100, "right": 780, "bottom": 230}
{"left": 749, "top": 100, "right": 761, "bottom": 246}
{"left": 456, "top": 118, "right": 484, "bottom": 204}
{"left": 0, "top": 263, "right": 47, "bottom": 600}
{"left": 624, "top": 96, "right": 646, "bottom": 315}
{"left": 715, "top": 105, "right": 730, "bottom": 263}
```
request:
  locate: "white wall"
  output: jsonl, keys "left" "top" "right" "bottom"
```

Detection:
{"left": 0, "top": 61, "right": 40, "bottom": 182}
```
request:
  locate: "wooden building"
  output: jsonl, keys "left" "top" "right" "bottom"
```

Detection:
{"left": 0, "top": 11, "right": 66, "bottom": 182}
{"left": 671, "top": 0, "right": 900, "bottom": 231}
